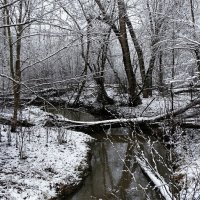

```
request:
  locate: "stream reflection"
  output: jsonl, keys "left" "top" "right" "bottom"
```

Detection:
{"left": 67, "top": 128, "right": 169, "bottom": 200}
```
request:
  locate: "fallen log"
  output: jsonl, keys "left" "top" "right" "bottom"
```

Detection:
{"left": 43, "top": 95, "right": 200, "bottom": 131}
{"left": 136, "top": 155, "right": 173, "bottom": 200}
{"left": 1, "top": 95, "right": 200, "bottom": 132}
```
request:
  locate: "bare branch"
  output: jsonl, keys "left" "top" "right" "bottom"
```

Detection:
{"left": 0, "top": 0, "right": 20, "bottom": 10}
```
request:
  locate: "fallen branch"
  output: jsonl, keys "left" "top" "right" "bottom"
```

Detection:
{"left": 136, "top": 155, "right": 173, "bottom": 200}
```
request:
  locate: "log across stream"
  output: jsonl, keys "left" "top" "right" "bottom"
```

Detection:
{"left": 46, "top": 107, "right": 175, "bottom": 200}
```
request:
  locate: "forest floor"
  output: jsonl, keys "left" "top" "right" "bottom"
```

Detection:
{"left": 0, "top": 84, "right": 200, "bottom": 199}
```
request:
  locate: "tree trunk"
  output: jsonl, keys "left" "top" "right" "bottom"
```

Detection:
{"left": 190, "top": 0, "right": 200, "bottom": 76}
{"left": 158, "top": 51, "right": 165, "bottom": 94}
{"left": 117, "top": 0, "right": 141, "bottom": 106}
{"left": 11, "top": 49, "right": 22, "bottom": 131}
{"left": 73, "top": 78, "right": 87, "bottom": 106}
{"left": 143, "top": 53, "right": 156, "bottom": 98}
{"left": 194, "top": 49, "right": 200, "bottom": 75}
{"left": 73, "top": 18, "right": 91, "bottom": 106}
{"left": 4, "top": 0, "right": 14, "bottom": 78}
{"left": 11, "top": 0, "right": 23, "bottom": 132}
{"left": 94, "top": 76, "right": 114, "bottom": 105}
{"left": 95, "top": 28, "right": 114, "bottom": 105}
{"left": 4, "top": 0, "right": 16, "bottom": 131}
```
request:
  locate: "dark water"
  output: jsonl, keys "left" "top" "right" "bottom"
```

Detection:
{"left": 46, "top": 107, "right": 98, "bottom": 122}
{"left": 47, "top": 107, "right": 171, "bottom": 200}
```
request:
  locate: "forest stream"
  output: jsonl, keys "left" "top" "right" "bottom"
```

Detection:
{"left": 46, "top": 107, "right": 173, "bottom": 200}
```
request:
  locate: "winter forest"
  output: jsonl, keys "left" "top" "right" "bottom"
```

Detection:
{"left": 0, "top": 0, "right": 200, "bottom": 199}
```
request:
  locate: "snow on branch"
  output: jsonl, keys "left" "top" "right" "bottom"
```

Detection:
{"left": 136, "top": 155, "right": 173, "bottom": 200}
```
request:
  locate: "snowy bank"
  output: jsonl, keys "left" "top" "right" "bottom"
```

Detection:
{"left": 175, "top": 129, "right": 200, "bottom": 199}
{"left": 0, "top": 107, "right": 94, "bottom": 200}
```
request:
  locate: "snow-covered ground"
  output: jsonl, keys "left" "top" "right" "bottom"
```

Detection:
{"left": 0, "top": 107, "right": 93, "bottom": 200}
{"left": 175, "top": 128, "right": 200, "bottom": 199}
{"left": 113, "top": 93, "right": 193, "bottom": 118}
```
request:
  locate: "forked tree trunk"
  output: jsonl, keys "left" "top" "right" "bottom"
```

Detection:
{"left": 117, "top": 0, "right": 141, "bottom": 106}
{"left": 95, "top": 0, "right": 141, "bottom": 106}
{"left": 122, "top": 2, "right": 147, "bottom": 98}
